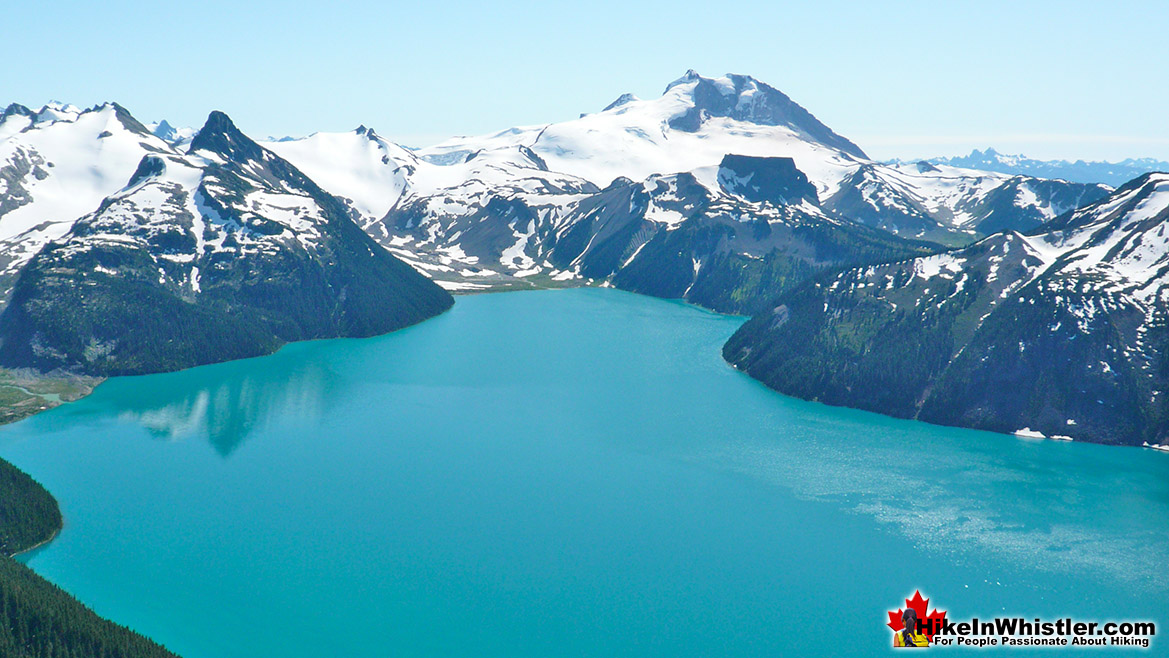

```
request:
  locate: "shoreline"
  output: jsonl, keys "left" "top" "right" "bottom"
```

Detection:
{"left": 1, "top": 285, "right": 1165, "bottom": 453}
{"left": 9, "top": 526, "right": 61, "bottom": 559}
{"left": 0, "top": 369, "right": 103, "bottom": 429}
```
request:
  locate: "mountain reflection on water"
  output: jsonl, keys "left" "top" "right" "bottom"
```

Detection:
{"left": 93, "top": 354, "right": 337, "bottom": 456}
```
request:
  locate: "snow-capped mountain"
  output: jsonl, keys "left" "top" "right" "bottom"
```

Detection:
{"left": 264, "top": 125, "right": 420, "bottom": 226}
{"left": 0, "top": 82, "right": 1162, "bottom": 444}
{"left": 378, "top": 146, "right": 598, "bottom": 290}
{"left": 724, "top": 173, "right": 1169, "bottom": 446}
{"left": 376, "top": 150, "right": 929, "bottom": 307}
{"left": 0, "top": 80, "right": 1136, "bottom": 377}
{"left": 147, "top": 119, "right": 197, "bottom": 147}
{"left": 264, "top": 128, "right": 600, "bottom": 290}
{"left": 824, "top": 160, "right": 1108, "bottom": 238}
{"left": 536, "top": 155, "right": 930, "bottom": 313}
{"left": 408, "top": 72, "right": 1108, "bottom": 241}
{"left": 259, "top": 71, "right": 1106, "bottom": 299}
{"left": 925, "top": 148, "right": 1169, "bottom": 187}
{"left": 419, "top": 70, "right": 868, "bottom": 187}
{"left": 0, "top": 102, "right": 175, "bottom": 299}
{"left": 0, "top": 110, "right": 452, "bottom": 375}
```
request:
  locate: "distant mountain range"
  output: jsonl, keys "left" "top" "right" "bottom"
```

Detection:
{"left": 913, "top": 148, "right": 1169, "bottom": 187}
{"left": 2, "top": 71, "right": 1165, "bottom": 446}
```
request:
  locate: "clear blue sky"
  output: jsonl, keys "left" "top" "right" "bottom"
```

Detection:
{"left": 7, "top": 0, "right": 1168, "bottom": 161}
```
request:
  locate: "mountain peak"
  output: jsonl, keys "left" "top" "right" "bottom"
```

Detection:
{"left": 200, "top": 110, "right": 235, "bottom": 133}
{"left": 32, "top": 102, "right": 82, "bottom": 126}
{"left": 153, "top": 119, "right": 177, "bottom": 138}
{"left": 355, "top": 125, "right": 382, "bottom": 141}
{"left": 660, "top": 71, "right": 867, "bottom": 159}
{"left": 188, "top": 110, "right": 264, "bottom": 163}
{"left": 3, "top": 102, "right": 34, "bottom": 119}
{"left": 101, "top": 102, "right": 154, "bottom": 137}
{"left": 150, "top": 119, "right": 198, "bottom": 146}
{"left": 41, "top": 101, "right": 80, "bottom": 113}
{"left": 603, "top": 93, "right": 640, "bottom": 112}
{"left": 664, "top": 69, "right": 703, "bottom": 93}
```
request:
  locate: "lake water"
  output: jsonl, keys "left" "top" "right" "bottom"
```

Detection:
{"left": 1, "top": 289, "right": 1166, "bottom": 657}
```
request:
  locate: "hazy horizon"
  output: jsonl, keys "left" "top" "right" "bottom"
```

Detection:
{"left": 9, "top": 1, "right": 1169, "bottom": 162}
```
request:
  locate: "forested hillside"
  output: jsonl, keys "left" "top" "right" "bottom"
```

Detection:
{"left": 0, "top": 458, "right": 180, "bottom": 657}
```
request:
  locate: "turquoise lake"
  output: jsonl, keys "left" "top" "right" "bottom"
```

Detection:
{"left": 1, "top": 288, "right": 1166, "bottom": 656}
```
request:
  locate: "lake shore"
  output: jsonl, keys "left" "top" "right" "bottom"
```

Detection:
{"left": 1, "top": 283, "right": 1163, "bottom": 452}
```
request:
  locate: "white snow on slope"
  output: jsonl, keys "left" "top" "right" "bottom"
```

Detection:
{"left": 412, "top": 73, "right": 1095, "bottom": 234}
{"left": 1038, "top": 174, "right": 1169, "bottom": 300}
{"left": 54, "top": 146, "right": 335, "bottom": 295}
{"left": 420, "top": 76, "right": 861, "bottom": 199}
{"left": 0, "top": 104, "right": 170, "bottom": 241}
{"left": 0, "top": 104, "right": 176, "bottom": 286}
{"left": 263, "top": 128, "right": 418, "bottom": 224}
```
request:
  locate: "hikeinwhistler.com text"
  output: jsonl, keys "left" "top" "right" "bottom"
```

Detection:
{"left": 922, "top": 617, "right": 1155, "bottom": 649}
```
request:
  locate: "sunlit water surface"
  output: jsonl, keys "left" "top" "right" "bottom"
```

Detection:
{"left": 2, "top": 289, "right": 1165, "bottom": 656}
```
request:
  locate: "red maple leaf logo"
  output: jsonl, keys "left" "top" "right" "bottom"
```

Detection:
{"left": 887, "top": 590, "right": 947, "bottom": 642}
